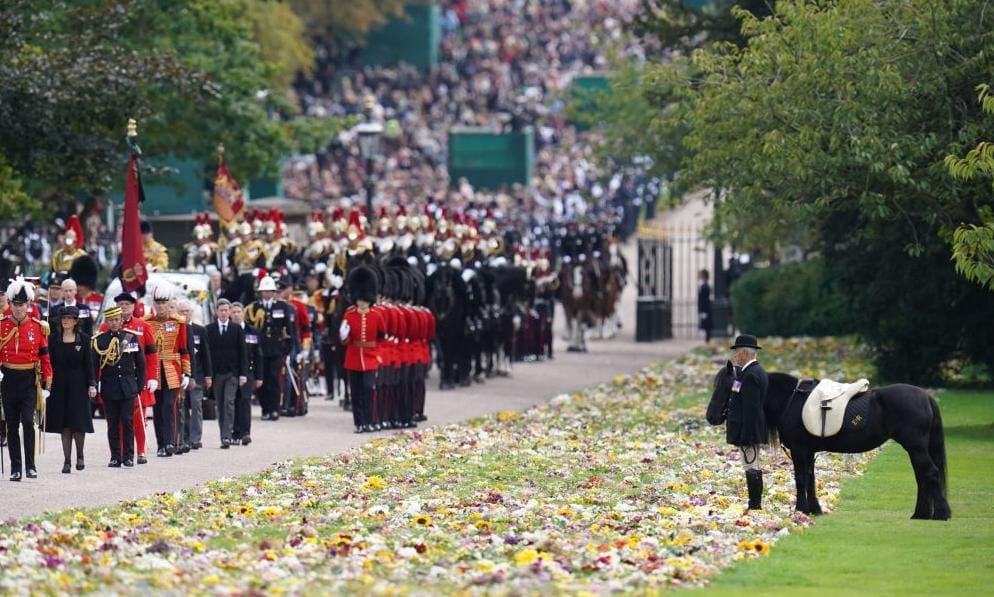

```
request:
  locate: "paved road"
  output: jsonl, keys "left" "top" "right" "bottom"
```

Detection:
{"left": 1, "top": 241, "right": 698, "bottom": 520}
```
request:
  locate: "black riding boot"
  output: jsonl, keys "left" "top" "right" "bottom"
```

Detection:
{"left": 746, "top": 470, "right": 764, "bottom": 511}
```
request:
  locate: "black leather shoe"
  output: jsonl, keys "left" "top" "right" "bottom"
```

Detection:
{"left": 221, "top": 440, "right": 230, "bottom": 449}
{"left": 165, "top": 445, "right": 175, "bottom": 456}
{"left": 62, "top": 463, "right": 71, "bottom": 474}
{"left": 9, "top": 471, "right": 21, "bottom": 482}
{"left": 26, "top": 468, "right": 37, "bottom": 479}
{"left": 181, "top": 444, "right": 191, "bottom": 454}
{"left": 123, "top": 459, "right": 134, "bottom": 467}
{"left": 76, "top": 458, "right": 85, "bottom": 471}
{"left": 240, "top": 436, "right": 251, "bottom": 446}
{"left": 108, "top": 459, "right": 121, "bottom": 468}
{"left": 192, "top": 442, "right": 202, "bottom": 450}
{"left": 137, "top": 455, "right": 148, "bottom": 465}
{"left": 354, "top": 426, "right": 363, "bottom": 434}
{"left": 156, "top": 448, "right": 167, "bottom": 457}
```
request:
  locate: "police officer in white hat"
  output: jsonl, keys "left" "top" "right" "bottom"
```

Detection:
{"left": 244, "top": 276, "right": 297, "bottom": 421}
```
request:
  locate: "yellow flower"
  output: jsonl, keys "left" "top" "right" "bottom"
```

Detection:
{"left": 476, "top": 560, "right": 495, "bottom": 572}
{"left": 497, "top": 411, "right": 519, "bottom": 421}
{"left": 752, "top": 539, "right": 771, "bottom": 555}
{"left": 202, "top": 575, "right": 221, "bottom": 586}
{"left": 737, "top": 540, "right": 753, "bottom": 551}
{"left": 413, "top": 515, "right": 432, "bottom": 527}
{"left": 613, "top": 375, "right": 627, "bottom": 385}
{"left": 514, "top": 548, "right": 540, "bottom": 567}
{"left": 556, "top": 508, "right": 574, "bottom": 518}
{"left": 361, "top": 476, "right": 386, "bottom": 490}
{"left": 474, "top": 520, "right": 492, "bottom": 532}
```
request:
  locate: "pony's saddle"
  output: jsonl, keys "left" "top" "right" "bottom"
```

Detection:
{"left": 801, "top": 378, "right": 870, "bottom": 438}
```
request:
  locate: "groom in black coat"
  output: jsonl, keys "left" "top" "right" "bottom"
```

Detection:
{"left": 727, "top": 334, "right": 769, "bottom": 511}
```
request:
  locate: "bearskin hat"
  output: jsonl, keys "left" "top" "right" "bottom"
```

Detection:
{"left": 69, "top": 253, "right": 99, "bottom": 289}
{"left": 347, "top": 265, "right": 379, "bottom": 304}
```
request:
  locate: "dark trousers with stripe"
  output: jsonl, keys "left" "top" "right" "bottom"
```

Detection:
{"left": 153, "top": 387, "right": 178, "bottom": 449}
{"left": 105, "top": 397, "right": 135, "bottom": 461}
{"left": 2, "top": 368, "right": 36, "bottom": 474}
{"left": 260, "top": 356, "right": 284, "bottom": 416}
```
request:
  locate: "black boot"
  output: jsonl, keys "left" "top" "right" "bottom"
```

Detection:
{"left": 746, "top": 470, "right": 763, "bottom": 511}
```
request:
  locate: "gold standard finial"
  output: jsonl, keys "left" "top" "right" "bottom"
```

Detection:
{"left": 127, "top": 118, "right": 138, "bottom": 138}
{"left": 217, "top": 143, "right": 225, "bottom": 158}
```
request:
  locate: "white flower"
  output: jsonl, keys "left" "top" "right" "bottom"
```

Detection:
{"left": 397, "top": 546, "right": 418, "bottom": 559}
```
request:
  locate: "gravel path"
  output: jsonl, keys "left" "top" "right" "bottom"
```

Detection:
{"left": 1, "top": 242, "right": 699, "bottom": 520}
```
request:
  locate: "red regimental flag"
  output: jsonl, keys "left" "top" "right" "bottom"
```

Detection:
{"left": 121, "top": 153, "right": 147, "bottom": 292}
{"left": 213, "top": 158, "right": 246, "bottom": 224}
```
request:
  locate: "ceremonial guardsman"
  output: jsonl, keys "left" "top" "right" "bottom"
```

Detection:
{"left": 145, "top": 284, "right": 191, "bottom": 457}
{"left": 182, "top": 212, "right": 219, "bottom": 272}
{"left": 100, "top": 293, "right": 159, "bottom": 465}
{"left": 245, "top": 276, "right": 297, "bottom": 421}
{"left": 50, "top": 215, "right": 88, "bottom": 275}
{"left": 92, "top": 306, "right": 146, "bottom": 468}
{"left": 229, "top": 221, "right": 268, "bottom": 303}
{"left": 339, "top": 266, "right": 385, "bottom": 433}
{"left": 141, "top": 220, "right": 170, "bottom": 272}
{"left": 0, "top": 278, "right": 53, "bottom": 481}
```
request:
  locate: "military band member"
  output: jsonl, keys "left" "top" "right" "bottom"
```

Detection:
{"left": 141, "top": 220, "right": 170, "bottom": 272}
{"left": 340, "top": 266, "right": 384, "bottom": 433}
{"left": 50, "top": 217, "right": 87, "bottom": 275}
{"left": 245, "top": 276, "right": 297, "bottom": 421}
{"left": 182, "top": 213, "right": 219, "bottom": 272}
{"left": 92, "top": 306, "right": 146, "bottom": 467}
{"left": 145, "top": 285, "right": 191, "bottom": 456}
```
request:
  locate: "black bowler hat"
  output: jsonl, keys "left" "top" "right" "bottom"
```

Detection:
{"left": 59, "top": 305, "right": 80, "bottom": 319}
{"left": 730, "top": 334, "right": 762, "bottom": 350}
{"left": 114, "top": 292, "right": 137, "bottom": 304}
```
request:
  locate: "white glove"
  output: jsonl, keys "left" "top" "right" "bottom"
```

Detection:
{"left": 41, "top": 389, "right": 51, "bottom": 400}
{"left": 296, "top": 352, "right": 306, "bottom": 364}
{"left": 182, "top": 375, "right": 191, "bottom": 390}
{"left": 146, "top": 379, "right": 158, "bottom": 393}
{"left": 339, "top": 320, "right": 350, "bottom": 342}
{"left": 238, "top": 376, "right": 247, "bottom": 385}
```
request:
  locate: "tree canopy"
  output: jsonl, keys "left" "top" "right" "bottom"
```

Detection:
{"left": 608, "top": 0, "right": 994, "bottom": 382}
{"left": 0, "top": 0, "right": 387, "bottom": 217}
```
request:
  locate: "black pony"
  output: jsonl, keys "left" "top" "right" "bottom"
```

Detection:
{"left": 707, "top": 362, "right": 950, "bottom": 520}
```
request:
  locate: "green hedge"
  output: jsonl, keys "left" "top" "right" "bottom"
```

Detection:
{"left": 729, "top": 258, "right": 855, "bottom": 338}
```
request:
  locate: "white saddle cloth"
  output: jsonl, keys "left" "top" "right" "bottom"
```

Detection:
{"left": 801, "top": 378, "right": 870, "bottom": 438}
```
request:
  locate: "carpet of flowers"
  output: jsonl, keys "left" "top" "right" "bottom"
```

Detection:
{"left": 0, "top": 337, "right": 877, "bottom": 595}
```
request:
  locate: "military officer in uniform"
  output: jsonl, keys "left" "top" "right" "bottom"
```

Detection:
{"left": 340, "top": 266, "right": 385, "bottom": 433}
{"left": 725, "top": 335, "right": 769, "bottom": 512}
{"left": 50, "top": 218, "right": 88, "bottom": 275}
{"left": 145, "top": 285, "right": 191, "bottom": 456}
{"left": 0, "top": 278, "right": 53, "bottom": 481}
{"left": 92, "top": 306, "right": 146, "bottom": 467}
{"left": 229, "top": 302, "right": 262, "bottom": 444}
{"left": 245, "top": 276, "right": 297, "bottom": 421}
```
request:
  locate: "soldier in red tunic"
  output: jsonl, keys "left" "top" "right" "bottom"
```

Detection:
{"left": 0, "top": 279, "right": 53, "bottom": 481}
{"left": 339, "top": 266, "right": 385, "bottom": 433}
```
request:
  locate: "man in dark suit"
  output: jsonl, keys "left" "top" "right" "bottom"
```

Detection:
{"left": 178, "top": 300, "right": 212, "bottom": 453}
{"left": 93, "top": 306, "right": 146, "bottom": 468}
{"left": 230, "top": 302, "right": 262, "bottom": 445}
{"left": 726, "top": 334, "right": 769, "bottom": 511}
{"left": 207, "top": 299, "right": 247, "bottom": 448}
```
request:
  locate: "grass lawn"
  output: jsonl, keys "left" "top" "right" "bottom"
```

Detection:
{"left": 700, "top": 390, "right": 994, "bottom": 596}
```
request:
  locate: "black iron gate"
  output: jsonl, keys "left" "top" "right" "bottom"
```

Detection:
{"left": 636, "top": 223, "right": 733, "bottom": 341}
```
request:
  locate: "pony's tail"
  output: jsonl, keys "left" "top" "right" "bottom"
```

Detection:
{"left": 928, "top": 395, "right": 948, "bottom": 498}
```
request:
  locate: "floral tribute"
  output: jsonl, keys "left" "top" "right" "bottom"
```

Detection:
{"left": 0, "top": 337, "right": 876, "bottom": 594}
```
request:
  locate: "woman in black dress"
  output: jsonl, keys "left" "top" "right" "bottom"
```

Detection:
{"left": 45, "top": 306, "right": 97, "bottom": 473}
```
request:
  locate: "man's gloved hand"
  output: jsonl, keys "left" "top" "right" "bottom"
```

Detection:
{"left": 146, "top": 379, "right": 158, "bottom": 393}
{"left": 339, "top": 321, "right": 350, "bottom": 342}
{"left": 181, "top": 375, "right": 191, "bottom": 390}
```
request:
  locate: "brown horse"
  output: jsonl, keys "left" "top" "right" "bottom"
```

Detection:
{"left": 559, "top": 259, "right": 597, "bottom": 352}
